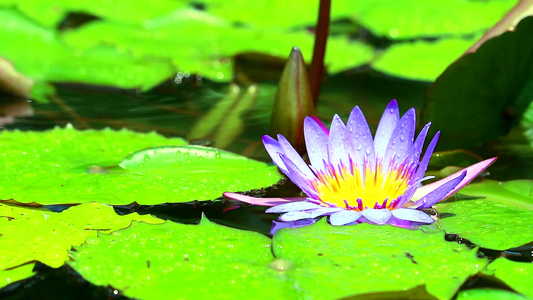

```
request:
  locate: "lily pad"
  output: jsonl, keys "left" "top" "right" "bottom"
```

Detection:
{"left": 0, "top": 9, "right": 175, "bottom": 94}
{"left": 435, "top": 180, "right": 533, "bottom": 250}
{"left": 372, "top": 38, "right": 477, "bottom": 82}
{"left": 0, "top": 264, "right": 35, "bottom": 289}
{"left": 422, "top": 16, "right": 533, "bottom": 150}
{"left": 483, "top": 258, "right": 533, "bottom": 299}
{"left": 0, "top": 202, "right": 163, "bottom": 270}
{"left": 0, "top": 126, "right": 280, "bottom": 205}
{"left": 456, "top": 288, "right": 528, "bottom": 300}
{"left": 273, "top": 220, "right": 487, "bottom": 300}
{"left": 69, "top": 218, "right": 298, "bottom": 300}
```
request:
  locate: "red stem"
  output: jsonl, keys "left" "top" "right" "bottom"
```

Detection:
{"left": 309, "top": 0, "right": 331, "bottom": 107}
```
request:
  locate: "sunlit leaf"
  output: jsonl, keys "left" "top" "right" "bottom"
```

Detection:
{"left": 435, "top": 180, "right": 533, "bottom": 250}
{"left": 0, "top": 127, "right": 281, "bottom": 205}
{"left": 483, "top": 258, "right": 533, "bottom": 299}
{"left": 0, "top": 264, "right": 35, "bottom": 289}
{"left": 0, "top": 202, "right": 163, "bottom": 270}
{"left": 0, "top": 9, "right": 175, "bottom": 94}
{"left": 273, "top": 220, "right": 487, "bottom": 300}
{"left": 69, "top": 218, "right": 298, "bottom": 300}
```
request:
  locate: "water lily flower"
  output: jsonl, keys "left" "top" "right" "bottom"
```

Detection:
{"left": 225, "top": 100, "right": 496, "bottom": 232}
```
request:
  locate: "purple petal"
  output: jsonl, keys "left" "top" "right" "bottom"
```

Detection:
{"left": 391, "top": 208, "right": 434, "bottom": 223}
{"left": 413, "top": 131, "right": 440, "bottom": 181}
{"left": 383, "top": 108, "right": 416, "bottom": 168}
{"left": 223, "top": 192, "right": 306, "bottom": 207}
{"left": 309, "top": 115, "right": 329, "bottom": 136}
{"left": 329, "top": 210, "right": 362, "bottom": 226}
{"left": 270, "top": 219, "right": 317, "bottom": 235}
{"left": 414, "top": 171, "right": 467, "bottom": 209}
{"left": 265, "top": 201, "right": 323, "bottom": 213}
{"left": 361, "top": 209, "right": 392, "bottom": 225}
{"left": 328, "top": 114, "right": 349, "bottom": 168}
{"left": 413, "top": 157, "right": 497, "bottom": 200}
{"left": 345, "top": 106, "right": 376, "bottom": 169}
{"left": 309, "top": 207, "right": 343, "bottom": 218}
{"left": 374, "top": 100, "right": 400, "bottom": 159}
{"left": 304, "top": 116, "right": 329, "bottom": 173}
{"left": 278, "top": 153, "right": 319, "bottom": 198}
{"left": 410, "top": 122, "right": 431, "bottom": 165}
{"left": 277, "top": 134, "right": 316, "bottom": 180}
{"left": 262, "top": 135, "right": 288, "bottom": 173}
{"left": 387, "top": 217, "right": 412, "bottom": 229}
{"left": 279, "top": 210, "right": 313, "bottom": 221}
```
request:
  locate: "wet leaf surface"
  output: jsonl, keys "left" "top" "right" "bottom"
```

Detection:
{"left": 483, "top": 258, "right": 533, "bottom": 299}
{"left": 435, "top": 180, "right": 533, "bottom": 250}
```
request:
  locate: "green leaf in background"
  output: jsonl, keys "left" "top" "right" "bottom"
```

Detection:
{"left": 435, "top": 180, "right": 533, "bottom": 250}
{"left": 0, "top": 202, "right": 163, "bottom": 270}
{"left": 0, "top": 9, "right": 175, "bottom": 95}
{"left": 483, "top": 258, "right": 533, "bottom": 299}
{"left": 273, "top": 220, "right": 487, "bottom": 300}
{"left": 0, "top": 263, "right": 35, "bottom": 290}
{"left": 340, "top": 0, "right": 515, "bottom": 39}
{"left": 371, "top": 38, "right": 478, "bottom": 82}
{"left": 69, "top": 218, "right": 298, "bottom": 300}
{"left": 456, "top": 288, "right": 529, "bottom": 300}
{"left": 0, "top": 126, "right": 280, "bottom": 205}
{"left": 61, "top": 12, "right": 373, "bottom": 82}
{"left": 422, "top": 16, "right": 533, "bottom": 150}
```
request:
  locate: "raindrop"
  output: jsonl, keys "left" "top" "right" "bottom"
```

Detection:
{"left": 143, "top": 154, "right": 151, "bottom": 162}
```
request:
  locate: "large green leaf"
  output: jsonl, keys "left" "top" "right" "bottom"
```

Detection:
{"left": 0, "top": 9, "right": 175, "bottom": 93}
{"left": 435, "top": 180, "right": 533, "bottom": 250}
{"left": 69, "top": 218, "right": 298, "bottom": 300}
{"left": 483, "top": 258, "right": 533, "bottom": 299}
{"left": 273, "top": 220, "right": 487, "bottom": 300}
{"left": 0, "top": 126, "right": 280, "bottom": 205}
{"left": 456, "top": 288, "right": 529, "bottom": 300}
{"left": 61, "top": 13, "right": 373, "bottom": 82}
{"left": 422, "top": 16, "right": 533, "bottom": 150}
{"left": 0, "top": 202, "right": 163, "bottom": 270}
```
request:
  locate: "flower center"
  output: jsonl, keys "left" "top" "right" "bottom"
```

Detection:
{"left": 311, "top": 163, "right": 412, "bottom": 211}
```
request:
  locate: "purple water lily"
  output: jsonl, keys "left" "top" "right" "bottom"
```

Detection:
{"left": 225, "top": 100, "right": 496, "bottom": 232}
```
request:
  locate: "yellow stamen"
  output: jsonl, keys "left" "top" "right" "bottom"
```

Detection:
{"left": 311, "top": 164, "right": 411, "bottom": 210}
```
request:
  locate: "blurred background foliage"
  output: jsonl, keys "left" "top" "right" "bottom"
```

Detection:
{"left": 0, "top": 0, "right": 531, "bottom": 179}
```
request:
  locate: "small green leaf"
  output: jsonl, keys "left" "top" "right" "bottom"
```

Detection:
{"left": 273, "top": 220, "right": 487, "bottom": 300}
{"left": 456, "top": 288, "right": 528, "bottom": 300}
{"left": 0, "top": 263, "right": 35, "bottom": 289}
{"left": 483, "top": 258, "right": 533, "bottom": 299}
{"left": 436, "top": 180, "right": 533, "bottom": 250}
{"left": 0, "top": 202, "right": 163, "bottom": 270}
{"left": 69, "top": 219, "right": 298, "bottom": 300}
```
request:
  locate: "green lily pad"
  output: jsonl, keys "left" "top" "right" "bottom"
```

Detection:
{"left": 273, "top": 220, "right": 487, "bottom": 300}
{"left": 435, "top": 180, "right": 533, "bottom": 250}
{"left": 456, "top": 288, "right": 528, "bottom": 300}
{"left": 0, "top": 202, "right": 163, "bottom": 270}
{"left": 342, "top": 0, "right": 514, "bottom": 39}
{"left": 483, "top": 258, "right": 533, "bottom": 299}
{"left": 372, "top": 38, "right": 477, "bottom": 81}
{"left": 69, "top": 218, "right": 298, "bottom": 300}
{"left": 0, "top": 263, "right": 35, "bottom": 289}
{"left": 0, "top": 126, "right": 280, "bottom": 205}
{"left": 0, "top": 9, "right": 175, "bottom": 95}
{"left": 61, "top": 15, "right": 373, "bottom": 82}
{"left": 423, "top": 16, "right": 533, "bottom": 150}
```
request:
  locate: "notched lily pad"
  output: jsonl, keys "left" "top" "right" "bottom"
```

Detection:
{"left": 273, "top": 220, "right": 487, "bottom": 300}
{"left": 436, "top": 180, "right": 533, "bottom": 250}
{"left": 69, "top": 218, "right": 297, "bottom": 300}
{"left": 0, "top": 202, "right": 163, "bottom": 270}
{"left": 483, "top": 258, "right": 533, "bottom": 299}
{"left": 0, "top": 126, "right": 280, "bottom": 205}
{"left": 0, "top": 263, "right": 35, "bottom": 290}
